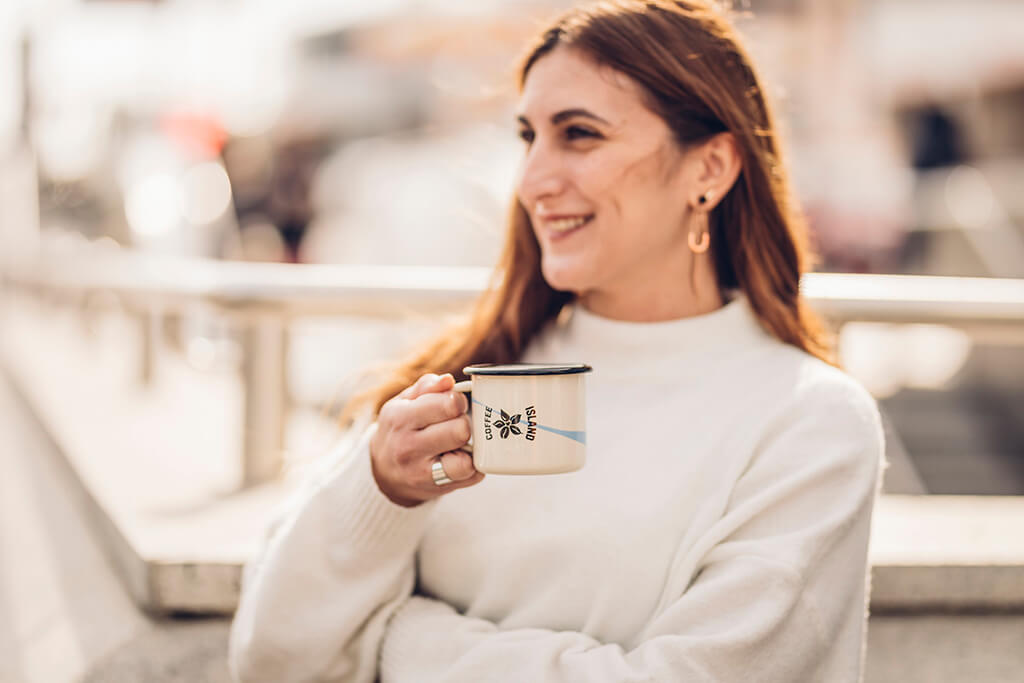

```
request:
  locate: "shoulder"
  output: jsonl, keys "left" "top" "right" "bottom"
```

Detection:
{"left": 735, "top": 341, "right": 885, "bottom": 474}
{"left": 738, "top": 335, "right": 878, "bottom": 423}
{"left": 800, "top": 354, "right": 879, "bottom": 433}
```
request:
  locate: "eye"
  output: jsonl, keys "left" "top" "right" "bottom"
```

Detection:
{"left": 518, "top": 128, "right": 535, "bottom": 144}
{"left": 565, "top": 125, "right": 600, "bottom": 141}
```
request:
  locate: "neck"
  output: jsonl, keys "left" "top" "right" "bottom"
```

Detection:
{"left": 578, "top": 257, "right": 723, "bottom": 322}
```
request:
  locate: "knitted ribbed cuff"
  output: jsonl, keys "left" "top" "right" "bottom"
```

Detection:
{"left": 325, "top": 422, "right": 438, "bottom": 553}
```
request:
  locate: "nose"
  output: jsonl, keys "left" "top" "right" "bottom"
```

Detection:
{"left": 515, "top": 140, "right": 566, "bottom": 211}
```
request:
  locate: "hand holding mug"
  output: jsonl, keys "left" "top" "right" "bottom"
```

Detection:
{"left": 457, "top": 363, "right": 591, "bottom": 475}
{"left": 369, "top": 373, "right": 484, "bottom": 508}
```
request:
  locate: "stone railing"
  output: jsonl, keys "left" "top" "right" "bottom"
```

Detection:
{"left": 3, "top": 239, "right": 1024, "bottom": 615}
{"left": 6, "top": 238, "right": 1023, "bottom": 488}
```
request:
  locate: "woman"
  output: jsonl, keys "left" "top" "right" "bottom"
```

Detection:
{"left": 229, "top": 2, "right": 884, "bottom": 681}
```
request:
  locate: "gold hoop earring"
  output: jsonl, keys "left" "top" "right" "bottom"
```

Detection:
{"left": 689, "top": 191, "right": 713, "bottom": 254}
{"left": 688, "top": 229, "right": 710, "bottom": 254}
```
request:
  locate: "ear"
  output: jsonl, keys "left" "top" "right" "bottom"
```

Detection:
{"left": 692, "top": 132, "right": 742, "bottom": 208}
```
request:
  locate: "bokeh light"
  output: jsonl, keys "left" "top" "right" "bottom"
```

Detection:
{"left": 181, "top": 161, "right": 232, "bottom": 226}
{"left": 125, "top": 173, "right": 181, "bottom": 238}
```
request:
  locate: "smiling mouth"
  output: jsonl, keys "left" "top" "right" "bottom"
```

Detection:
{"left": 544, "top": 214, "right": 594, "bottom": 238}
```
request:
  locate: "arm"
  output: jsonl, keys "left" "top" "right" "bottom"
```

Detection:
{"left": 228, "top": 423, "right": 438, "bottom": 683}
{"left": 380, "top": 385, "right": 885, "bottom": 683}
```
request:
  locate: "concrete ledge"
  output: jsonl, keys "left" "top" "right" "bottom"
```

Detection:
{"left": 870, "top": 495, "right": 1024, "bottom": 611}
{"left": 149, "top": 563, "right": 244, "bottom": 615}
{"left": 872, "top": 565, "right": 1024, "bottom": 612}
{"left": 2, "top": 362, "right": 255, "bottom": 615}
{"left": 0, "top": 300, "right": 313, "bottom": 615}
{"left": 4, "top": 300, "right": 1024, "bottom": 615}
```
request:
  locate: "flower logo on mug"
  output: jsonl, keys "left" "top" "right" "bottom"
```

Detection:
{"left": 492, "top": 410, "right": 522, "bottom": 439}
{"left": 483, "top": 405, "right": 538, "bottom": 441}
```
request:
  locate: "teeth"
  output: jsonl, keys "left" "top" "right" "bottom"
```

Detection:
{"left": 548, "top": 216, "right": 589, "bottom": 232}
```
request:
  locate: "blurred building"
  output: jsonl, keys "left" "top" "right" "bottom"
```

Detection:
{"left": 5, "top": 0, "right": 1020, "bottom": 274}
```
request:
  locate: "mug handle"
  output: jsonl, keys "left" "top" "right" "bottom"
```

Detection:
{"left": 452, "top": 380, "right": 473, "bottom": 454}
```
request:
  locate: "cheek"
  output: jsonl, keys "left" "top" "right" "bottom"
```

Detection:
{"left": 618, "top": 146, "right": 675, "bottom": 197}
{"left": 569, "top": 154, "right": 618, "bottom": 200}
{"left": 586, "top": 147, "right": 675, "bottom": 213}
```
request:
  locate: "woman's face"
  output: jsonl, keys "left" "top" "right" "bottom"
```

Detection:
{"left": 516, "top": 47, "right": 700, "bottom": 309}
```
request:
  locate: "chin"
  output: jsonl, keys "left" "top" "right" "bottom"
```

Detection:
{"left": 540, "top": 261, "right": 591, "bottom": 294}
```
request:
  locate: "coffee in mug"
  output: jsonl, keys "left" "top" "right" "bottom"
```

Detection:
{"left": 453, "top": 363, "right": 592, "bottom": 475}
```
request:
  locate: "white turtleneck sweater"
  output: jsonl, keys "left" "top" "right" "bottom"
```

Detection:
{"left": 229, "top": 296, "right": 885, "bottom": 683}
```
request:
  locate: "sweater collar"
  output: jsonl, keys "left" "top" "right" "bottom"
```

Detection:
{"left": 557, "top": 293, "right": 770, "bottom": 365}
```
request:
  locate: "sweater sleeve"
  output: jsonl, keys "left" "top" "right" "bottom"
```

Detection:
{"left": 379, "top": 383, "right": 885, "bottom": 683}
{"left": 228, "top": 423, "right": 439, "bottom": 683}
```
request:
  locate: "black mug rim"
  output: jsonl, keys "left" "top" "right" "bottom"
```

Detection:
{"left": 463, "top": 363, "right": 592, "bottom": 377}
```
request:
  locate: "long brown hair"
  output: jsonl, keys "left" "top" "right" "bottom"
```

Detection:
{"left": 342, "top": 0, "right": 834, "bottom": 424}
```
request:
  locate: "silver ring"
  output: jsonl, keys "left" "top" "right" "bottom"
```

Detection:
{"left": 431, "top": 458, "right": 454, "bottom": 487}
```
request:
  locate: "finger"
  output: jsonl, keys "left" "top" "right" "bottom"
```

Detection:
{"left": 407, "top": 391, "right": 469, "bottom": 430}
{"left": 413, "top": 414, "right": 471, "bottom": 457}
{"left": 414, "top": 372, "right": 454, "bottom": 398}
{"left": 432, "top": 450, "right": 478, "bottom": 483}
{"left": 403, "top": 373, "right": 454, "bottom": 401}
{"left": 445, "top": 468, "right": 485, "bottom": 492}
{"left": 398, "top": 373, "right": 438, "bottom": 400}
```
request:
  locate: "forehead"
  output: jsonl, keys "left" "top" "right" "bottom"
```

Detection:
{"left": 518, "top": 47, "right": 652, "bottom": 124}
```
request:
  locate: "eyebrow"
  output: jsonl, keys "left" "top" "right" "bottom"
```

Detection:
{"left": 517, "top": 108, "right": 611, "bottom": 127}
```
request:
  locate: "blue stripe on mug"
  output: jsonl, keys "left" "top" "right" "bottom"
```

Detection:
{"left": 470, "top": 397, "right": 586, "bottom": 445}
{"left": 533, "top": 424, "right": 586, "bottom": 445}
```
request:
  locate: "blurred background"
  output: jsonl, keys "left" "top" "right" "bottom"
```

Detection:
{"left": 1, "top": 0, "right": 1023, "bottom": 681}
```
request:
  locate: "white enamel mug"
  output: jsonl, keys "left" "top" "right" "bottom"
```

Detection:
{"left": 453, "top": 363, "right": 592, "bottom": 475}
